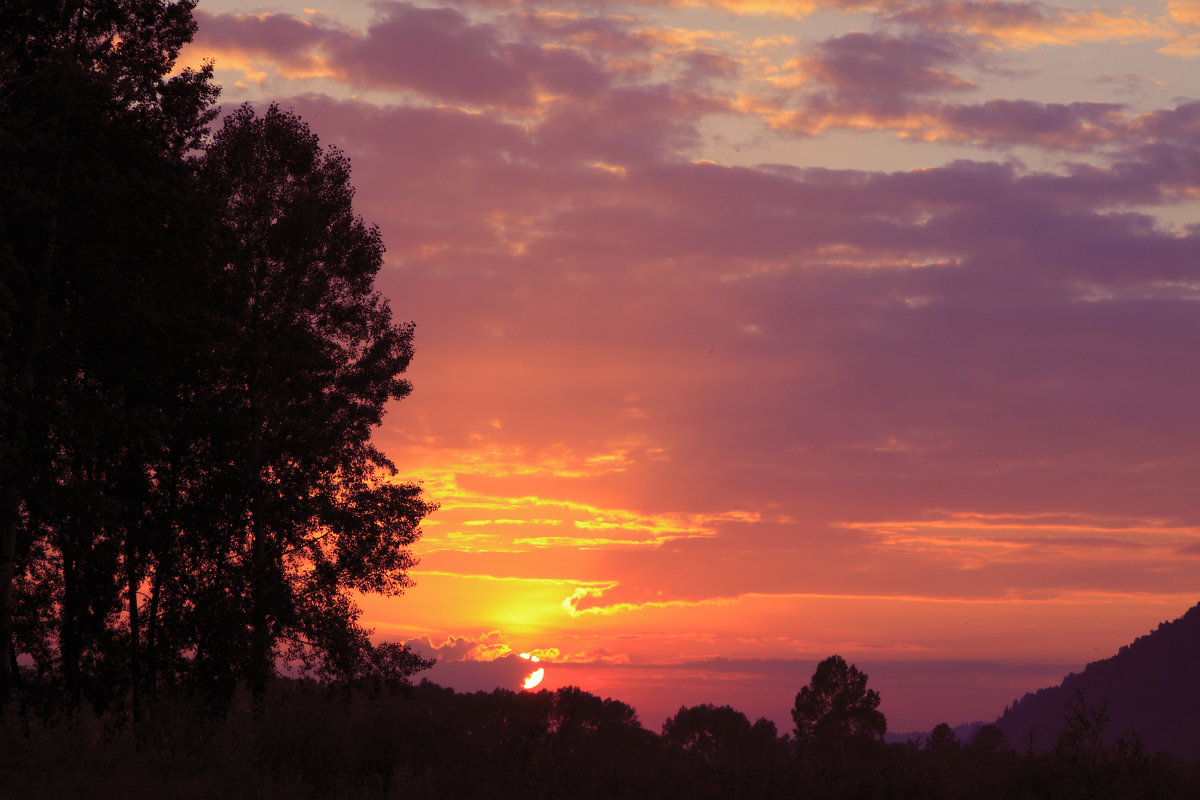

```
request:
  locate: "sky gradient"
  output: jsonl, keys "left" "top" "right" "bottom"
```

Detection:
{"left": 183, "top": 0, "right": 1200, "bottom": 733}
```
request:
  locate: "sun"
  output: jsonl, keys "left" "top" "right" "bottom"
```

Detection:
{"left": 519, "top": 652, "right": 545, "bottom": 689}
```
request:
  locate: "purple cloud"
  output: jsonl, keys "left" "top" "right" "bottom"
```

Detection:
{"left": 800, "top": 31, "right": 977, "bottom": 110}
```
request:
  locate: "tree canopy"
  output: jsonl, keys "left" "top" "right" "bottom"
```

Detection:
{"left": 0, "top": 0, "right": 431, "bottom": 715}
{"left": 792, "top": 654, "right": 887, "bottom": 755}
{"left": 195, "top": 102, "right": 434, "bottom": 697}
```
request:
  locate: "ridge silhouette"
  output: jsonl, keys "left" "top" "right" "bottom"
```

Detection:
{"left": 996, "top": 600, "right": 1200, "bottom": 760}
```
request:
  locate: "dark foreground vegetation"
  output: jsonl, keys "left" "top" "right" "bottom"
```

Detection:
{"left": 3, "top": 669, "right": 1199, "bottom": 800}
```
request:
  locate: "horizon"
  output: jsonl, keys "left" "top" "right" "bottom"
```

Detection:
{"left": 181, "top": 0, "right": 1200, "bottom": 733}
{"left": 400, "top": 600, "right": 1191, "bottom": 735}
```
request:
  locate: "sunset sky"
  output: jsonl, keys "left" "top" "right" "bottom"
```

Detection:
{"left": 183, "top": 0, "right": 1200, "bottom": 733}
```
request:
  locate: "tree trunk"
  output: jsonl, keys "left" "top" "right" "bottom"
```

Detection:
{"left": 145, "top": 558, "right": 161, "bottom": 700}
{"left": 249, "top": 510, "right": 270, "bottom": 702}
{"left": 60, "top": 535, "right": 80, "bottom": 708}
{"left": 126, "top": 533, "right": 141, "bottom": 725}
{"left": 0, "top": 505, "right": 18, "bottom": 706}
{"left": 144, "top": 445, "right": 180, "bottom": 702}
{"left": 247, "top": 385, "right": 270, "bottom": 703}
{"left": 0, "top": 195, "right": 55, "bottom": 707}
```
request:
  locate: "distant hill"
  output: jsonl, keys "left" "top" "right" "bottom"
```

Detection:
{"left": 887, "top": 720, "right": 983, "bottom": 747}
{"left": 995, "top": 601, "right": 1200, "bottom": 760}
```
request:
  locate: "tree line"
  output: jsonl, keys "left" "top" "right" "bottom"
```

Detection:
{"left": 3, "top": 655, "right": 1196, "bottom": 798}
{"left": 0, "top": 0, "right": 432, "bottom": 721}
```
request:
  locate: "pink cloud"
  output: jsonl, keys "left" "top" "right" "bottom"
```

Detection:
{"left": 889, "top": 0, "right": 1166, "bottom": 48}
{"left": 797, "top": 31, "right": 977, "bottom": 109}
{"left": 749, "top": 26, "right": 1200, "bottom": 151}
{"left": 193, "top": 9, "right": 339, "bottom": 55}
{"left": 194, "top": 3, "right": 614, "bottom": 109}
{"left": 513, "top": 10, "right": 661, "bottom": 55}
{"left": 332, "top": 2, "right": 548, "bottom": 106}
{"left": 759, "top": 29, "right": 1139, "bottom": 150}
{"left": 932, "top": 98, "right": 1125, "bottom": 148}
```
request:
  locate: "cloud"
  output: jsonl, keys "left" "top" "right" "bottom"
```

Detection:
{"left": 1089, "top": 73, "right": 1169, "bottom": 96}
{"left": 406, "top": 632, "right": 538, "bottom": 691}
{"left": 534, "top": 83, "right": 734, "bottom": 162}
{"left": 400, "top": 630, "right": 632, "bottom": 693}
{"left": 332, "top": 2, "right": 551, "bottom": 107}
{"left": 408, "top": 630, "right": 514, "bottom": 661}
{"left": 890, "top": 1, "right": 1167, "bottom": 51}
{"left": 186, "top": 9, "right": 347, "bottom": 80}
{"left": 513, "top": 10, "right": 661, "bottom": 56}
{"left": 930, "top": 98, "right": 1127, "bottom": 148}
{"left": 746, "top": 27, "right": 1157, "bottom": 149}
{"left": 193, "top": 3, "right": 612, "bottom": 109}
{"left": 190, "top": 3, "right": 738, "bottom": 121}
{"left": 789, "top": 31, "right": 978, "bottom": 109}
{"left": 762, "top": 96, "right": 1139, "bottom": 150}
{"left": 193, "top": 6, "right": 1192, "bottom": 153}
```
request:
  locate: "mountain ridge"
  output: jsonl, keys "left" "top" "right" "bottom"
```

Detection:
{"left": 993, "top": 601, "right": 1200, "bottom": 759}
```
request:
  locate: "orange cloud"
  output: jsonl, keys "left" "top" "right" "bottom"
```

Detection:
{"left": 890, "top": 2, "right": 1167, "bottom": 51}
{"left": 1161, "top": 0, "right": 1200, "bottom": 55}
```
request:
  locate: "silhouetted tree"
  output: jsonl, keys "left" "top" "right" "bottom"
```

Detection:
{"left": 1, "top": 2, "right": 431, "bottom": 718}
{"left": 927, "top": 722, "right": 960, "bottom": 756}
{"left": 912, "top": 722, "right": 962, "bottom": 799}
{"left": 792, "top": 654, "right": 887, "bottom": 754}
{"left": 790, "top": 656, "right": 888, "bottom": 798}
{"left": 663, "top": 703, "right": 786, "bottom": 798}
{"left": 968, "top": 723, "right": 1010, "bottom": 756}
{"left": 664, "top": 703, "right": 754, "bottom": 763}
{"left": 0, "top": 0, "right": 217, "bottom": 709}
{"left": 192, "top": 103, "right": 432, "bottom": 699}
{"left": 543, "top": 686, "right": 656, "bottom": 796}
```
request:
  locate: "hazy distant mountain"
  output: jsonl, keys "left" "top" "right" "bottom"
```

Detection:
{"left": 995, "top": 601, "right": 1200, "bottom": 759}
{"left": 887, "top": 720, "right": 984, "bottom": 747}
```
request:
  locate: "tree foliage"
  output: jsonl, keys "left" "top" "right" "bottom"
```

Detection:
{"left": 194, "top": 102, "right": 435, "bottom": 696}
{"left": 663, "top": 703, "right": 755, "bottom": 762}
{"left": 792, "top": 654, "right": 887, "bottom": 754}
{"left": 0, "top": 0, "right": 218, "bottom": 710}
{"left": 0, "top": 1, "right": 431, "bottom": 716}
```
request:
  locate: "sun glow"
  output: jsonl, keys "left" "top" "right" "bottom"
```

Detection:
{"left": 519, "top": 652, "right": 545, "bottom": 689}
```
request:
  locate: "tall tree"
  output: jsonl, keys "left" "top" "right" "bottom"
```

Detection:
{"left": 792, "top": 655, "right": 887, "bottom": 756}
{"left": 194, "top": 103, "right": 432, "bottom": 698}
{"left": 0, "top": 0, "right": 217, "bottom": 707}
{"left": 663, "top": 704, "right": 754, "bottom": 763}
{"left": 1, "top": 3, "right": 428, "bottom": 716}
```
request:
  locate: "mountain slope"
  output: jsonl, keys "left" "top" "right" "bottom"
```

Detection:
{"left": 995, "top": 602, "right": 1200, "bottom": 759}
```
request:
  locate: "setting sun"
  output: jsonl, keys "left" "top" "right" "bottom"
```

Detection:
{"left": 519, "top": 653, "right": 544, "bottom": 689}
